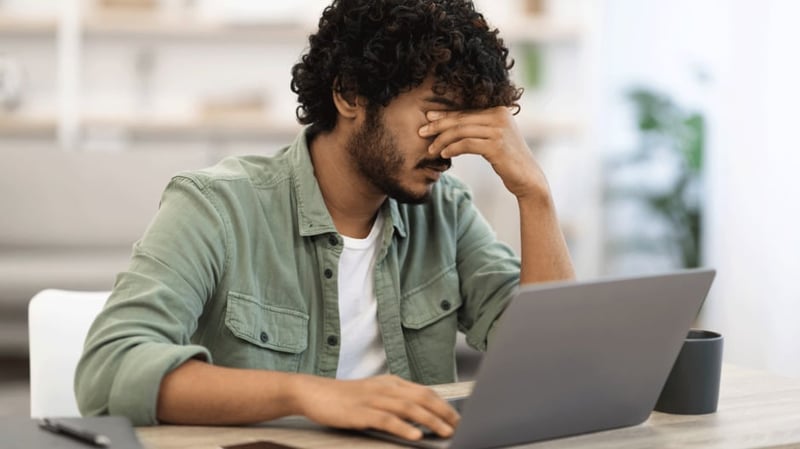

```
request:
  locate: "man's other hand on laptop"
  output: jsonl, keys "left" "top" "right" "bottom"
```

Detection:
{"left": 291, "top": 374, "right": 460, "bottom": 440}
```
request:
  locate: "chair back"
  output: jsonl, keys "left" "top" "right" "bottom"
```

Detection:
{"left": 28, "top": 289, "right": 110, "bottom": 417}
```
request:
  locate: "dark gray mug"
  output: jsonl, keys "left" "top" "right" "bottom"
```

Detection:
{"left": 654, "top": 329, "right": 723, "bottom": 414}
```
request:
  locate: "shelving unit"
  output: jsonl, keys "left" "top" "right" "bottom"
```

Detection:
{"left": 0, "top": 0, "right": 601, "bottom": 277}
{"left": 0, "top": 5, "right": 586, "bottom": 144}
{"left": 0, "top": 14, "right": 584, "bottom": 42}
{"left": 0, "top": 16, "right": 56, "bottom": 36}
{"left": 0, "top": 114, "right": 57, "bottom": 137}
{"left": 82, "top": 15, "right": 315, "bottom": 41}
{"left": 81, "top": 116, "right": 579, "bottom": 141}
{"left": 502, "top": 18, "right": 584, "bottom": 43}
{"left": 82, "top": 115, "right": 300, "bottom": 141}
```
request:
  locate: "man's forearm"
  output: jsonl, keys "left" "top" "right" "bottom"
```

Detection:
{"left": 156, "top": 359, "right": 302, "bottom": 425}
{"left": 517, "top": 191, "right": 575, "bottom": 284}
{"left": 156, "top": 359, "right": 460, "bottom": 441}
{"left": 417, "top": 106, "right": 577, "bottom": 284}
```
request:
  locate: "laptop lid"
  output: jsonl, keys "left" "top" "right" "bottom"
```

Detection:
{"left": 448, "top": 268, "right": 716, "bottom": 449}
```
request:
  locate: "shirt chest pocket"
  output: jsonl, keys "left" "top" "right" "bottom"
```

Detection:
{"left": 223, "top": 291, "right": 308, "bottom": 372}
{"left": 401, "top": 267, "right": 462, "bottom": 384}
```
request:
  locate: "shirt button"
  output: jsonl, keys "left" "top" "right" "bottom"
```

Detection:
{"left": 324, "top": 268, "right": 333, "bottom": 279}
{"left": 327, "top": 335, "right": 339, "bottom": 346}
{"left": 260, "top": 331, "right": 269, "bottom": 343}
{"left": 440, "top": 300, "right": 452, "bottom": 311}
{"left": 328, "top": 235, "right": 338, "bottom": 246}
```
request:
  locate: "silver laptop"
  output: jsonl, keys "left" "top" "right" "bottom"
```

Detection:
{"left": 367, "top": 268, "right": 716, "bottom": 448}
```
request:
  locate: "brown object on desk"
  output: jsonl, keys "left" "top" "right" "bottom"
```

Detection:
{"left": 221, "top": 441, "right": 303, "bottom": 449}
{"left": 136, "top": 365, "right": 800, "bottom": 449}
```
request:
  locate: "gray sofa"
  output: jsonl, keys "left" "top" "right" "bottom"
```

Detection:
{"left": 0, "top": 148, "right": 213, "bottom": 355}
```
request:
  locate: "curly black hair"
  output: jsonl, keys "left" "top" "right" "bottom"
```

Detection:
{"left": 291, "top": 0, "right": 522, "bottom": 133}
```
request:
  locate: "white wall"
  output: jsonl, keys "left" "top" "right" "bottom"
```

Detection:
{"left": 702, "top": 0, "right": 800, "bottom": 377}
{"left": 602, "top": 0, "right": 800, "bottom": 377}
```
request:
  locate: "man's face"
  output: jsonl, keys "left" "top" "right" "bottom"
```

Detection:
{"left": 347, "top": 78, "right": 456, "bottom": 204}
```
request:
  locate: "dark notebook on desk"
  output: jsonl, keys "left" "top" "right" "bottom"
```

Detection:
{"left": 0, "top": 416, "right": 143, "bottom": 449}
{"left": 364, "top": 269, "right": 716, "bottom": 449}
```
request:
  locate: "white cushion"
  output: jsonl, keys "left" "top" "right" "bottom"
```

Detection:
{"left": 28, "top": 289, "right": 110, "bottom": 418}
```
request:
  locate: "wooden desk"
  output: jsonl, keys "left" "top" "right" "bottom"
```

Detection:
{"left": 137, "top": 364, "right": 800, "bottom": 448}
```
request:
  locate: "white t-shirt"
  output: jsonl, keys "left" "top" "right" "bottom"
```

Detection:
{"left": 335, "top": 214, "right": 388, "bottom": 379}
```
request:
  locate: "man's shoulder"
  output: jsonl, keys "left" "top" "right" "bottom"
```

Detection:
{"left": 173, "top": 147, "right": 293, "bottom": 192}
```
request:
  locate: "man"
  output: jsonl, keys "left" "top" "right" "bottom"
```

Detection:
{"left": 75, "top": 0, "right": 574, "bottom": 442}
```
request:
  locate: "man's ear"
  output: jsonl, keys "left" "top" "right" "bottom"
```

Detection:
{"left": 332, "top": 89, "right": 364, "bottom": 121}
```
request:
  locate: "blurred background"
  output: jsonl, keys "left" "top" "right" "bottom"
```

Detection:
{"left": 1, "top": 0, "right": 798, "bottom": 416}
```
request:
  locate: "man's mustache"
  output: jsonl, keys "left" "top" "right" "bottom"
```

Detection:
{"left": 416, "top": 157, "right": 452, "bottom": 171}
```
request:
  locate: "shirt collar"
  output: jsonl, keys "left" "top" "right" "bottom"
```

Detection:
{"left": 288, "top": 128, "right": 407, "bottom": 239}
{"left": 386, "top": 199, "right": 408, "bottom": 238}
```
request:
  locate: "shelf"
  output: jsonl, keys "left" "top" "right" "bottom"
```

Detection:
{"left": 0, "top": 15, "right": 57, "bottom": 36}
{"left": 82, "top": 14, "right": 314, "bottom": 41}
{"left": 0, "top": 12, "right": 580, "bottom": 44}
{"left": 82, "top": 14, "right": 579, "bottom": 44}
{"left": 503, "top": 18, "right": 583, "bottom": 43}
{"left": 521, "top": 117, "right": 582, "bottom": 141}
{"left": 82, "top": 116, "right": 303, "bottom": 140}
{"left": 0, "top": 114, "right": 57, "bottom": 138}
{"left": 0, "top": 110, "right": 579, "bottom": 142}
{"left": 80, "top": 115, "right": 578, "bottom": 141}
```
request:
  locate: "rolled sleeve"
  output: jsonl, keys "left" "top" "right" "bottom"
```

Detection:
{"left": 75, "top": 176, "right": 228, "bottom": 425}
{"left": 108, "top": 342, "right": 210, "bottom": 425}
{"left": 453, "top": 186, "right": 520, "bottom": 352}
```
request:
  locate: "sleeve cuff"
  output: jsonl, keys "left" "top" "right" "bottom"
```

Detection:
{"left": 107, "top": 342, "right": 211, "bottom": 425}
{"left": 464, "top": 293, "right": 513, "bottom": 352}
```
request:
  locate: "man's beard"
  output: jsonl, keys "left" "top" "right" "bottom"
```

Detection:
{"left": 348, "top": 110, "right": 451, "bottom": 204}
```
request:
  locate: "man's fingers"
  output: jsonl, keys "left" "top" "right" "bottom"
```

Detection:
{"left": 405, "top": 385, "right": 461, "bottom": 428}
{"left": 427, "top": 124, "right": 497, "bottom": 156}
{"left": 366, "top": 410, "right": 424, "bottom": 440}
{"left": 419, "top": 110, "right": 493, "bottom": 137}
{"left": 303, "top": 376, "right": 460, "bottom": 441}
{"left": 391, "top": 382, "right": 460, "bottom": 435}
{"left": 398, "top": 400, "right": 455, "bottom": 438}
{"left": 420, "top": 107, "right": 513, "bottom": 160}
{"left": 372, "top": 379, "right": 459, "bottom": 438}
{"left": 420, "top": 106, "right": 509, "bottom": 137}
{"left": 439, "top": 137, "right": 496, "bottom": 159}
{"left": 371, "top": 397, "right": 455, "bottom": 439}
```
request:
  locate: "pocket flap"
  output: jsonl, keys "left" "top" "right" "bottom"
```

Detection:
{"left": 401, "top": 268, "right": 462, "bottom": 329}
{"left": 225, "top": 292, "right": 309, "bottom": 354}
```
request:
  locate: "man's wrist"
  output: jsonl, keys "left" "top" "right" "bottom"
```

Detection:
{"left": 514, "top": 180, "right": 554, "bottom": 209}
{"left": 280, "top": 372, "right": 308, "bottom": 416}
{"left": 280, "top": 372, "right": 330, "bottom": 417}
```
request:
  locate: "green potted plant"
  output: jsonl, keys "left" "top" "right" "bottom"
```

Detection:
{"left": 605, "top": 87, "right": 705, "bottom": 269}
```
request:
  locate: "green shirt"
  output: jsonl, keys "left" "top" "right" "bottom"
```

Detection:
{"left": 75, "top": 130, "right": 520, "bottom": 425}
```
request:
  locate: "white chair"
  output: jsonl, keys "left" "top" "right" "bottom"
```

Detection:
{"left": 28, "top": 289, "right": 110, "bottom": 417}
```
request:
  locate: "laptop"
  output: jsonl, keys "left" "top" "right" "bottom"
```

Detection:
{"left": 366, "top": 268, "right": 716, "bottom": 448}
